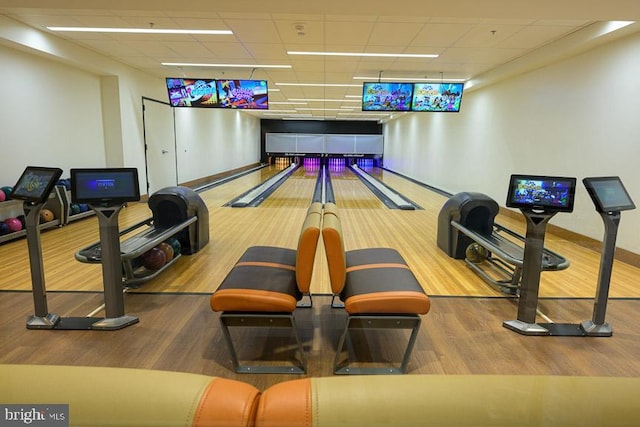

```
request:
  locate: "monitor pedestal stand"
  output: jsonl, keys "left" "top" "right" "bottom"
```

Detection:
{"left": 25, "top": 201, "right": 60, "bottom": 329}
{"left": 89, "top": 204, "right": 139, "bottom": 330}
{"left": 580, "top": 211, "right": 620, "bottom": 337}
{"left": 503, "top": 209, "right": 556, "bottom": 336}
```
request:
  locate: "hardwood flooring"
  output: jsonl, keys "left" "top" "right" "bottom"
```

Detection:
{"left": 0, "top": 163, "right": 639, "bottom": 387}
{"left": 1, "top": 292, "right": 639, "bottom": 390}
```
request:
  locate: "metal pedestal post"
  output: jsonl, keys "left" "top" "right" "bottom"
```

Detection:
{"left": 90, "top": 205, "right": 138, "bottom": 330}
{"left": 25, "top": 202, "right": 61, "bottom": 329}
{"left": 503, "top": 210, "right": 556, "bottom": 335}
{"left": 580, "top": 212, "right": 620, "bottom": 337}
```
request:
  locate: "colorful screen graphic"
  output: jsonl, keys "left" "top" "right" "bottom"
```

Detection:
{"left": 507, "top": 175, "right": 576, "bottom": 212}
{"left": 411, "top": 83, "right": 464, "bottom": 112}
{"left": 166, "top": 78, "right": 218, "bottom": 107}
{"left": 362, "top": 82, "right": 413, "bottom": 111}
{"left": 12, "top": 167, "right": 63, "bottom": 204}
{"left": 216, "top": 79, "right": 269, "bottom": 109}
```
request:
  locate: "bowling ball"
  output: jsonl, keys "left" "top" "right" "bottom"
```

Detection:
{"left": 0, "top": 222, "right": 9, "bottom": 235}
{"left": 55, "top": 179, "right": 70, "bottom": 191}
{"left": 40, "top": 209, "right": 55, "bottom": 223}
{"left": 142, "top": 247, "right": 166, "bottom": 270}
{"left": 70, "top": 204, "right": 81, "bottom": 215}
{"left": 465, "top": 243, "right": 488, "bottom": 264}
{"left": 166, "top": 238, "right": 182, "bottom": 257}
{"left": 78, "top": 204, "right": 89, "bottom": 213}
{"left": 0, "top": 189, "right": 5, "bottom": 202}
{"left": 4, "top": 217, "right": 23, "bottom": 232}
{"left": 1, "top": 186, "right": 12, "bottom": 199}
{"left": 16, "top": 215, "right": 26, "bottom": 229}
{"left": 157, "top": 242, "right": 174, "bottom": 263}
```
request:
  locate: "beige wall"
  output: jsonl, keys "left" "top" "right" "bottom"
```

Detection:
{"left": 384, "top": 30, "right": 640, "bottom": 254}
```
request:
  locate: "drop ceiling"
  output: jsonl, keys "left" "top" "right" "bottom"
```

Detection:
{"left": 1, "top": 0, "right": 638, "bottom": 120}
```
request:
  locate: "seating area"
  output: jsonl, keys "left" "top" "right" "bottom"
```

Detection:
{"left": 210, "top": 202, "right": 431, "bottom": 375}
{"left": 321, "top": 202, "right": 431, "bottom": 374}
{"left": 3, "top": 364, "right": 639, "bottom": 426}
{"left": 210, "top": 202, "right": 322, "bottom": 373}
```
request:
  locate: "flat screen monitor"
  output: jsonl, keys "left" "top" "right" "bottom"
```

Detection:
{"left": 216, "top": 79, "right": 269, "bottom": 109}
{"left": 411, "top": 82, "right": 464, "bottom": 112}
{"left": 11, "top": 166, "right": 63, "bottom": 204}
{"left": 71, "top": 168, "right": 140, "bottom": 206}
{"left": 166, "top": 78, "right": 218, "bottom": 107}
{"left": 583, "top": 176, "right": 635, "bottom": 213}
{"left": 506, "top": 174, "right": 577, "bottom": 212}
{"left": 362, "top": 82, "right": 413, "bottom": 111}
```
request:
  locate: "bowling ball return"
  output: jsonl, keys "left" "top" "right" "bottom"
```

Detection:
{"left": 75, "top": 186, "right": 209, "bottom": 287}
{"left": 437, "top": 192, "right": 569, "bottom": 294}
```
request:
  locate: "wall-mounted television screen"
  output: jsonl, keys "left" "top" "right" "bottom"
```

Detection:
{"left": 411, "top": 82, "right": 464, "bottom": 112}
{"left": 166, "top": 78, "right": 218, "bottom": 107}
{"left": 506, "top": 174, "right": 576, "bottom": 212}
{"left": 11, "top": 166, "right": 63, "bottom": 204}
{"left": 583, "top": 176, "right": 635, "bottom": 213}
{"left": 71, "top": 168, "right": 140, "bottom": 206}
{"left": 362, "top": 82, "right": 413, "bottom": 111}
{"left": 216, "top": 79, "right": 268, "bottom": 109}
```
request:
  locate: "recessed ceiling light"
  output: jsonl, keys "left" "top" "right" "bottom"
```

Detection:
{"left": 288, "top": 51, "right": 438, "bottom": 58}
{"left": 47, "top": 27, "right": 233, "bottom": 35}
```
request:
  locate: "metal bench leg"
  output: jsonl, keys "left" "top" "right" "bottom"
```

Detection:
{"left": 333, "top": 314, "right": 422, "bottom": 375}
{"left": 219, "top": 312, "right": 306, "bottom": 374}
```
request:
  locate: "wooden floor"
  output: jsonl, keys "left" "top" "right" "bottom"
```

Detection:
{"left": 1, "top": 292, "right": 639, "bottom": 390}
{"left": 1, "top": 163, "right": 639, "bottom": 388}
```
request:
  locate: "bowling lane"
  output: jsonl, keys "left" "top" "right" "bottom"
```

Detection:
{"left": 258, "top": 161, "right": 319, "bottom": 209}
{"left": 364, "top": 166, "right": 449, "bottom": 213}
{"left": 328, "top": 162, "right": 386, "bottom": 210}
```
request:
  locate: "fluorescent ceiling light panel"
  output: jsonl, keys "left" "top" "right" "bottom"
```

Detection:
{"left": 296, "top": 108, "right": 353, "bottom": 111}
{"left": 162, "top": 62, "right": 291, "bottom": 68}
{"left": 602, "top": 21, "right": 635, "bottom": 34}
{"left": 288, "top": 98, "right": 362, "bottom": 102}
{"left": 288, "top": 51, "right": 438, "bottom": 58}
{"left": 283, "top": 117, "right": 327, "bottom": 120}
{"left": 269, "top": 101, "right": 308, "bottom": 105}
{"left": 275, "top": 83, "right": 361, "bottom": 87}
{"left": 47, "top": 26, "right": 232, "bottom": 35}
{"left": 353, "top": 76, "right": 466, "bottom": 82}
{"left": 341, "top": 112, "right": 389, "bottom": 116}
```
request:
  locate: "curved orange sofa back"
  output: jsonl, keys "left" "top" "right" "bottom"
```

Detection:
{"left": 0, "top": 364, "right": 259, "bottom": 427}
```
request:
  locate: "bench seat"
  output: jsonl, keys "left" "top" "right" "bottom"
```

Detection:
{"left": 321, "top": 203, "right": 431, "bottom": 374}
{"left": 343, "top": 247, "right": 431, "bottom": 314}
{"left": 210, "top": 203, "right": 322, "bottom": 374}
{"left": 211, "top": 246, "right": 300, "bottom": 313}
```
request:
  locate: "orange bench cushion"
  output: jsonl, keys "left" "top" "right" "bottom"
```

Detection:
{"left": 211, "top": 246, "right": 300, "bottom": 313}
{"left": 342, "top": 248, "right": 431, "bottom": 315}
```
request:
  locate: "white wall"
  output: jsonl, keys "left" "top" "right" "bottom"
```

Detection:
{"left": 0, "top": 16, "right": 260, "bottom": 195}
{"left": 0, "top": 44, "right": 106, "bottom": 182}
{"left": 175, "top": 108, "right": 261, "bottom": 184}
{"left": 384, "top": 30, "right": 640, "bottom": 254}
